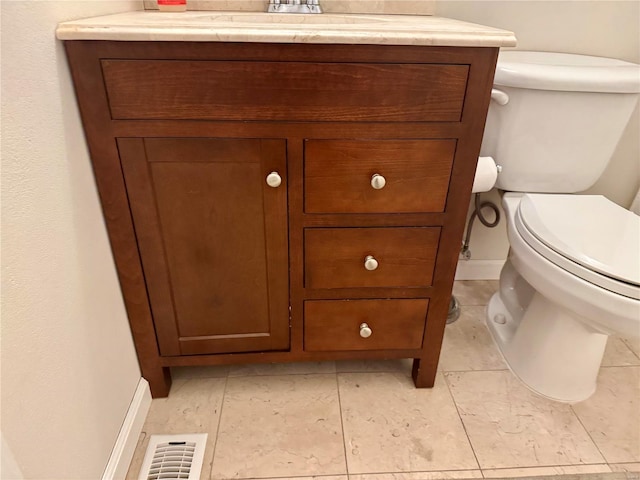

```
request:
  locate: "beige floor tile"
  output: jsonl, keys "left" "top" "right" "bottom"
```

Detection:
{"left": 254, "top": 477, "right": 347, "bottom": 480}
{"left": 572, "top": 367, "right": 640, "bottom": 464}
{"left": 622, "top": 336, "right": 640, "bottom": 358}
{"left": 452, "top": 280, "right": 499, "bottom": 306}
{"left": 143, "top": 377, "right": 226, "bottom": 433}
{"left": 602, "top": 337, "right": 640, "bottom": 367}
{"left": 445, "top": 370, "right": 604, "bottom": 469}
{"left": 171, "top": 365, "right": 230, "bottom": 379}
{"left": 349, "top": 470, "right": 483, "bottom": 480}
{"left": 229, "top": 361, "right": 336, "bottom": 376}
{"left": 338, "top": 372, "right": 478, "bottom": 474}
{"left": 211, "top": 374, "right": 346, "bottom": 479}
{"left": 438, "top": 306, "right": 506, "bottom": 372}
{"left": 335, "top": 358, "right": 413, "bottom": 374}
{"left": 482, "top": 464, "right": 612, "bottom": 478}
{"left": 610, "top": 463, "right": 640, "bottom": 473}
{"left": 127, "top": 378, "right": 226, "bottom": 480}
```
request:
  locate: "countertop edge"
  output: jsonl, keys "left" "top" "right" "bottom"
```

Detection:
{"left": 55, "top": 25, "right": 517, "bottom": 47}
{"left": 55, "top": 12, "right": 517, "bottom": 47}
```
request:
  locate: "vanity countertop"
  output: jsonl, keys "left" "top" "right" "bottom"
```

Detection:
{"left": 56, "top": 11, "right": 516, "bottom": 47}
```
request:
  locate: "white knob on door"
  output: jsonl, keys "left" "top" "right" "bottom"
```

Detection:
{"left": 266, "top": 171, "right": 282, "bottom": 188}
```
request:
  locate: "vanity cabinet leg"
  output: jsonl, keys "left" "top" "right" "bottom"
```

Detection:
{"left": 412, "top": 358, "right": 437, "bottom": 388}
{"left": 144, "top": 365, "right": 172, "bottom": 398}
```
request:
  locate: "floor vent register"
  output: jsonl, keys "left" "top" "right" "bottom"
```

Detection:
{"left": 138, "top": 433, "right": 207, "bottom": 480}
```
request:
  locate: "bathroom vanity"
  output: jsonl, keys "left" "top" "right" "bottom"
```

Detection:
{"left": 57, "top": 12, "right": 515, "bottom": 397}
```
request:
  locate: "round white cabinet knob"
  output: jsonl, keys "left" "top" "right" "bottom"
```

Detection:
{"left": 266, "top": 171, "right": 282, "bottom": 188}
{"left": 370, "top": 173, "right": 386, "bottom": 190}
{"left": 359, "top": 322, "right": 372, "bottom": 338}
{"left": 364, "top": 255, "right": 379, "bottom": 271}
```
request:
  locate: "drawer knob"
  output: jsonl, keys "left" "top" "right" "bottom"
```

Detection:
{"left": 370, "top": 173, "right": 386, "bottom": 190}
{"left": 364, "top": 255, "right": 379, "bottom": 271}
{"left": 359, "top": 322, "right": 373, "bottom": 338}
{"left": 266, "top": 171, "right": 282, "bottom": 188}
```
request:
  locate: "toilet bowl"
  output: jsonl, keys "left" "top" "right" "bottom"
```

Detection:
{"left": 480, "top": 51, "right": 640, "bottom": 402}
{"left": 487, "top": 193, "right": 640, "bottom": 403}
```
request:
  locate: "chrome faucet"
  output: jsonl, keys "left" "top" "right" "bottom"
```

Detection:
{"left": 268, "top": 0, "right": 323, "bottom": 14}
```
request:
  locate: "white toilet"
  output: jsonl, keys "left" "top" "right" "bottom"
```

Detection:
{"left": 481, "top": 51, "right": 640, "bottom": 403}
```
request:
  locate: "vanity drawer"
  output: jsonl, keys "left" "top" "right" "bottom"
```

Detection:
{"left": 304, "top": 139, "right": 455, "bottom": 213}
{"left": 101, "top": 60, "right": 468, "bottom": 122}
{"left": 304, "top": 227, "right": 440, "bottom": 289}
{"left": 304, "top": 299, "right": 428, "bottom": 351}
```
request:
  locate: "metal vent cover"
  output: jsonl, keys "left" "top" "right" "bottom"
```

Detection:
{"left": 138, "top": 434, "right": 207, "bottom": 480}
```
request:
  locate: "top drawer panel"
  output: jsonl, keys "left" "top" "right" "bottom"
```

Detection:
{"left": 102, "top": 60, "right": 469, "bottom": 122}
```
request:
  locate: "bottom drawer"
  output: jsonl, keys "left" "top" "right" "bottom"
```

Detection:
{"left": 304, "top": 299, "right": 428, "bottom": 352}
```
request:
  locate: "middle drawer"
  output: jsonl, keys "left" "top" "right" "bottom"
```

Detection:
{"left": 304, "top": 227, "right": 440, "bottom": 289}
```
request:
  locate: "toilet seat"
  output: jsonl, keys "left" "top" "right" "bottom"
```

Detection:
{"left": 515, "top": 194, "right": 640, "bottom": 300}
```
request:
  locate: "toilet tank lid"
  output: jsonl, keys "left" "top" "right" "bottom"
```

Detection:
{"left": 518, "top": 194, "right": 640, "bottom": 286}
{"left": 494, "top": 51, "right": 640, "bottom": 93}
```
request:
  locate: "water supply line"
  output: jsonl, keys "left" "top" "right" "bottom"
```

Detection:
{"left": 447, "top": 192, "right": 501, "bottom": 324}
{"left": 460, "top": 193, "right": 501, "bottom": 260}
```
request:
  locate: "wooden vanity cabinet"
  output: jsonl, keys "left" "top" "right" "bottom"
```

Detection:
{"left": 64, "top": 41, "right": 498, "bottom": 398}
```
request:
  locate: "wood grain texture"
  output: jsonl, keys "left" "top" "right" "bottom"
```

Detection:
{"left": 64, "top": 39, "right": 499, "bottom": 396}
{"left": 120, "top": 137, "right": 290, "bottom": 355}
{"left": 305, "top": 139, "right": 455, "bottom": 214}
{"left": 413, "top": 47, "right": 499, "bottom": 387}
{"left": 304, "top": 299, "right": 428, "bottom": 352}
{"left": 287, "top": 138, "right": 306, "bottom": 355}
{"left": 112, "top": 120, "right": 464, "bottom": 140}
{"left": 102, "top": 60, "right": 468, "bottom": 122}
{"left": 161, "top": 348, "right": 424, "bottom": 367}
{"left": 304, "top": 227, "right": 440, "bottom": 289}
{"left": 118, "top": 138, "right": 181, "bottom": 356}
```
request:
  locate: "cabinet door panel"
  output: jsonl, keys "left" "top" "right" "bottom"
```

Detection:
{"left": 119, "top": 138, "right": 289, "bottom": 355}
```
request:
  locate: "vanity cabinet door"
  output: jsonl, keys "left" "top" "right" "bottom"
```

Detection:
{"left": 117, "top": 138, "right": 290, "bottom": 356}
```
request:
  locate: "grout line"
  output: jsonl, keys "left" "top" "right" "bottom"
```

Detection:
{"left": 207, "top": 373, "right": 229, "bottom": 480}
{"left": 347, "top": 467, "right": 484, "bottom": 476}
{"left": 620, "top": 338, "right": 640, "bottom": 361}
{"left": 480, "top": 462, "right": 614, "bottom": 471}
{"left": 227, "top": 370, "right": 337, "bottom": 378}
{"left": 441, "top": 372, "right": 484, "bottom": 474}
{"left": 200, "top": 463, "right": 625, "bottom": 480}
{"left": 569, "top": 402, "right": 608, "bottom": 466}
{"left": 215, "top": 474, "right": 348, "bottom": 480}
{"left": 440, "top": 368, "right": 509, "bottom": 373}
{"left": 600, "top": 364, "right": 640, "bottom": 369}
{"left": 335, "top": 372, "right": 351, "bottom": 477}
{"left": 183, "top": 367, "right": 515, "bottom": 381}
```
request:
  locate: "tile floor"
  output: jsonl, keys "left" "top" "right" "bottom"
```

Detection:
{"left": 126, "top": 281, "right": 640, "bottom": 480}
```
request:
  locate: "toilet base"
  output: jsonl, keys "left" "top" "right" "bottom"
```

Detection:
{"left": 487, "top": 290, "right": 608, "bottom": 403}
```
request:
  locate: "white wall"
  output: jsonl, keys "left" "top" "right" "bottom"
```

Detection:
{"left": 1, "top": 1, "right": 142, "bottom": 478}
{"left": 438, "top": 0, "right": 640, "bottom": 271}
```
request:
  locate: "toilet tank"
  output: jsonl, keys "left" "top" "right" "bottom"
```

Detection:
{"left": 480, "top": 51, "right": 640, "bottom": 193}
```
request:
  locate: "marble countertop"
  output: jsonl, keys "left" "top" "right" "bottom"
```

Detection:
{"left": 56, "top": 11, "right": 516, "bottom": 47}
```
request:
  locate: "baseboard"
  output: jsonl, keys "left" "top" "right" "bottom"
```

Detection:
{"left": 455, "top": 259, "right": 504, "bottom": 280}
{"left": 102, "top": 378, "right": 152, "bottom": 480}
